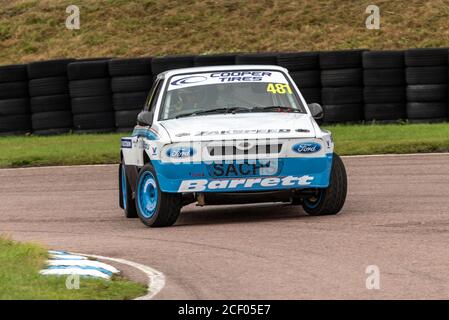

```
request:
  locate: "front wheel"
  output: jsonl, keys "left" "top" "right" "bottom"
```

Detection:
{"left": 302, "top": 153, "right": 347, "bottom": 216}
{"left": 135, "top": 163, "right": 182, "bottom": 227}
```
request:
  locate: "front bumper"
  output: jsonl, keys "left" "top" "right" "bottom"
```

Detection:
{"left": 152, "top": 154, "right": 333, "bottom": 193}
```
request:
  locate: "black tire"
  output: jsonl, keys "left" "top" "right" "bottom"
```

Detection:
{"left": 194, "top": 54, "right": 236, "bottom": 66}
{"left": 406, "top": 66, "right": 448, "bottom": 85}
{"left": 27, "top": 59, "right": 74, "bottom": 79}
{"left": 115, "top": 110, "right": 139, "bottom": 128}
{"left": 31, "top": 111, "right": 73, "bottom": 130}
{"left": 111, "top": 75, "right": 153, "bottom": 93}
{"left": 119, "top": 162, "right": 138, "bottom": 218}
{"left": 28, "top": 77, "right": 69, "bottom": 97}
{"left": 67, "top": 60, "right": 110, "bottom": 80}
{"left": 71, "top": 95, "right": 113, "bottom": 114}
{"left": 108, "top": 57, "right": 152, "bottom": 76}
{"left": 73, "top": 112, "right": 115, "bottom": 131}
{"left": 151, "top": 55, "right": 195, "bottom": 75}
{"left": 302, "top": 153, "right": 347, "bottom": 216}
{"left": 407, "top": 102, "right": 448, "bottom": 119}
{"left": 322, "top": 104, "right": 363, "bottom": 123}
{"left": 135, "top": 163, "right": 182, "bottom": 227}
{"left": 30, "top": 94, "right": 70, "bottom": 113}
{"left": 300, "top": 87, "right": 321, "bottom": 104}
{"left": 319, "top": 49, "right": 365, "bottom": 69}
{"left": 277, "top": 52, "right": 319, "bottom": 71}
{"left": 364, "top": 103, "right": 406, "bottom": 121}
{"left": 0, "top": 114, "right": 31, "bottom": 133}
{"left": 405, "top": 48, "right": 448, "bottom": 67}
{"left": 321, "top": 87, "right": 363, "bottom": 104}
{"left": 0, "top": 81, "right": 28, "bottom": 99}
{"left": 362, "top": 51, "right": 405, "bottom": 69}
{"left": 236, "top": 53, "right": 278, "bottom": 65}
{"left": 364, "top": 86, "right": 405, "bottom": 103}
{"left": 69, "top": 78, "right": 111, "bottom": 98}
{"left": 290, "top": 70, "right": 320, "bottom": 88}
{"left": 0, "top": 64, "right": 28, "bottom": 83}
{"left": 0, "top": 98, "right": 29, "bottom": 116}
{"left": 112, "top": 92, "right": 148, "bottom": 111}
{"left": 321, "top": 68, "right": 362, "bottom": 87}
{"left": 363, "top": 69, "right": 405, "bottom": 86}
{"left": 406, "top": 84, "right": 448, "bottom": 102}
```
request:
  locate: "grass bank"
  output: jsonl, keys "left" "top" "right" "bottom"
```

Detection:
{"left": 0, "top": 123, "right": 448, "bottom": 168}
{"left": 0, "top": 236, "right": 146, "bottom": 299}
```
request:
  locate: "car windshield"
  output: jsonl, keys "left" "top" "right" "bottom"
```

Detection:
{"left": 159, "top": 70, "right": 306, "bottom": 120}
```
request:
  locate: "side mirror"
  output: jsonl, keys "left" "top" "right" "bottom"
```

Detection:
{"left": 308, "top": 103, "right": 324, "bottom": 124}
{"left": 137, "top": 111, "right": 154, "bottom": 126}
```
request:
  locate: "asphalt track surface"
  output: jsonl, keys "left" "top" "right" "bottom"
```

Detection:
{"left": 1, "top": 153, "right": 449, "bottom": 299}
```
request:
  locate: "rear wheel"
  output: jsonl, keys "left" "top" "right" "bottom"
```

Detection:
{"left": 119, "top": 163, "right": 137, "bottom": 218}
{"left": 135, "top": 164, "right": 182, "bottom": 227}
{"left": 302, "top": 153, "right": 347, "bottom": 216}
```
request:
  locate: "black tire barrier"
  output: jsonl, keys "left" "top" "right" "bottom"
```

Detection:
{"left": 151, "top": 55, "right": 195, "bottom": 75}
{"left": 108, "top": 58, "right": 152, "bottom": 77}
{"left": 0, "top": 98, "right": 29, "bottom": 116}
{"left": 362, "top": 51, "right": 405, "bottom": 69}
{"left": 194, "top": 54, "right": 236, "bottom": 67}
{"left": 406, "top": 66, "right": 448, "bottom": 85}
{"left": 111, "top": 75, "right": 153, "bottom": 93}
{"left": 30, "top": 95, "right": 71, "bottom": 113}
{"left": 322, "top": 104, "right": 363, "bottom": 123}
{"left": 300, "top": 87, "right": 321, "bottom": 104}
{"left": 407, "top": 102, "right": 448, "bottom": 119}
{"left": 319, "top": 50, "right": 364, "bottom": 69}
{"left": 364, "top": 103, "right": 406, "bottom": 121}
{"left": 112, "top": 92, "right": 148, "bottom": 111}
{"left": 322, "top": 87, "right": 363, "bottom": 104}
{"left": 0, "top": 64, "right": 28, "bottom": 82}
{"left": 290, "top": 70, "right": 320, "bottom": 88}
{"left": 73, "top": 112, "right": 115, "bottom": 131}
{"left": 28, "top": 77, "right": 69, "bottom": 97}
{"left": 0, "top": 81, "right": 29, "bottom": 99}
{"left": 0, "top": 114, "right": 31, "bottom": 134}
{"left": 405, "top": 48, "right": 448, "bottom": 67}
{"left": 321, "top": 68, "right": 363, "bottom": 87}
{"left": 71, "top": 95, "right": 113, "bottom": 114}
{"left": 363, "top": 69, "right": 405, "bottom": 86}
{"left": 406, "top": 84, "right": 448, "bottom": 102}
{"left": 364, "top": 86, "right": 406, "bottom": 103}
{"left": 69, "top": 78, "right": 111, "bottom": 98}
{"left": 27, "top": 59, "right": 75, "bottom": 79}
{"left": 67, "top": 60, "right": 110, "bottom": 80}
{"left": 236, "top": 53, "right": 278, "bottom": 65}
{"left": 115, "top": 109, "right": 140, "bottom": 128}
{"left": 31, "top": 111, "right": 73, "bottom": 131}
{"left": 277, "top": 52, "right": 319, "bottom": 71}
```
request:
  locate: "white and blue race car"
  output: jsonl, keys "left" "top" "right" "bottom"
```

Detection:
{"left": 119, "top": 65, "right": 347, "bottom": 227}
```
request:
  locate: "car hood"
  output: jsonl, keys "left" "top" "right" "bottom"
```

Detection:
{"left": 158, "top": 112, "right": 316, "bottom": 142}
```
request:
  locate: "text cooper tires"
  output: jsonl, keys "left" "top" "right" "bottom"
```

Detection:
{"left": 302, "top": 153, "right": 347, "bottom": 216}
{"left": 135, "top": 164, "right": 182, "bottom": 227}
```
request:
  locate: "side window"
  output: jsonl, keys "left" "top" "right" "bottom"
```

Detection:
{"left": 144, "top": 79, "right": 163, "bottom": 112}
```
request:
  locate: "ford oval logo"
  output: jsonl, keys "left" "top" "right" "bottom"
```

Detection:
{"left": 166, "top": 147, "right": 195, "bottom": 158}
{"left": 292, "top": 142, "right": 321, "bottom": 154}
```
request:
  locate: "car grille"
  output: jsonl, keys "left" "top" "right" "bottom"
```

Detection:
{"left": 207, "top": 143, "right": 283, "bottom": 156}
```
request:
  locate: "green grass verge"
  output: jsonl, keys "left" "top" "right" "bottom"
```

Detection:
{"left": 0, "top": 236, "right": 147, "bottom": 300}
{"left": 0, "top": 123, "right": 448, "bottom": 168}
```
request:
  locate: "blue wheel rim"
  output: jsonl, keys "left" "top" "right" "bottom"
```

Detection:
{"left": 137, "top": 171, "right": 158, "bottom": 219}
{"left": 304, "top": 189, "right": 324, "bottom": 209}
{"left": 121, "top": 164, "right": 127, "bottom": 210}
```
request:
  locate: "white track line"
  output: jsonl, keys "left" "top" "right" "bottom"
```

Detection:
{"left": 70, "top": 252, "right": 165, "bottom": 300}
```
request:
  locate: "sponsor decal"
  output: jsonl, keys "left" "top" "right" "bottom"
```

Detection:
{"left": 171, "top": 75, "right": 208, "bottom": 86}
{"left": 178, "top": 175, "right": 315, "bottom": 192}
{"left": 121, "top": 138, "right": 132, "bottom": 149}
{"left": 210, "top": 71, "right": 272, "bottom": 83}
{"left": 292, "top": 142, "right": 321, "bottom": 154}
{"left": 207, "top": 161, "right": 280, "bottom": 178}
{"left": 195, "top": 129, "right": 290, "bottom": 136}
{"left": 166, "top": 146, "right": 195, "bottom": 158}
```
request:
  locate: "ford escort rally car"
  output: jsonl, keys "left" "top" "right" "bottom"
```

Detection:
{"left": 119, "top": 65, "right": 347, "bottom": 227}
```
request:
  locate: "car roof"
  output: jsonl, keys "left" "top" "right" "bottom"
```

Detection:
{"left": 157, "top": 64, "right": 289, "bottom": 79}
